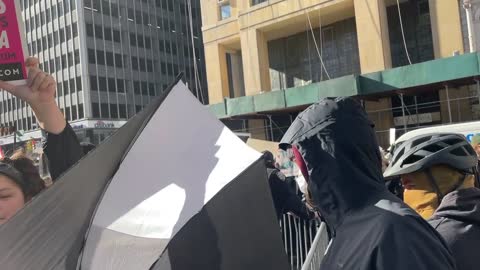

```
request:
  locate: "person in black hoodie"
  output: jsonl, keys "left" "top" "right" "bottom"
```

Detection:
{"left": 384, "top": 133, "right": 480, "bottom": 270}
{"left": 280, "top": 97, "right": 455, "bottom": 270}
{"left": 262, "top": 151, "right": 314, "bottom": 220}
{"left": 0, "top": 57, "right": 82, "bottom": 224}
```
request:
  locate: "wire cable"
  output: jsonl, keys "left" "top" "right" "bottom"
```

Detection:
{"left": 396, "top": 0, "right": 413, "bottom": 65}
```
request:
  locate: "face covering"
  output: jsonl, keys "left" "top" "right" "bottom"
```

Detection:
{"left": 402, "top": 165, "right": 475, "bottom": 219}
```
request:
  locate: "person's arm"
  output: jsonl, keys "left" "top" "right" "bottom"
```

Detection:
{"left": 43, "top": 123, "right": 82, "bottom": 180}
{"left": 270, "top": 170, "right": 314, "bottom": 220}
{"left": 0, "top": 57, "right": 82, "bottom": 180}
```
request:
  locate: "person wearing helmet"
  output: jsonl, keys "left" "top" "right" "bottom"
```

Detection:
{"left": 280, "top": 97, "right": 454, "bottom": 270}
{"left": 384, "top": 133, "right": 480, "bottom": 270}
{"left": 261, "top": 151, "right": 315, "bottom": 220}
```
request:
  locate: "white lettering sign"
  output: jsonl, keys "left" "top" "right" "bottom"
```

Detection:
{"left": 0, "top": 31, "right": 10, "bottom": 49}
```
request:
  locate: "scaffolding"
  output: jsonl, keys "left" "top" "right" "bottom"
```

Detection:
{"left": 223, "top": 80, "right": 480, "bottom": 148}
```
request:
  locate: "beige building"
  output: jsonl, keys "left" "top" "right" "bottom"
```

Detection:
{"left": 201, "top": 0, "right": 478, "bottom": 146}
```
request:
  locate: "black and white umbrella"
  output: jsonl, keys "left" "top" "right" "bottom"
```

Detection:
{"left": 0, "top": 80, "right": 290, "bottom": 270}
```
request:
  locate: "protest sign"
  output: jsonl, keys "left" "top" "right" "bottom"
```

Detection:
{"left": 0, "top": 0, "right": 28, "bottom": 85}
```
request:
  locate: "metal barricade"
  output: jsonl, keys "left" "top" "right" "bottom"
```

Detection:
{"left": 280, "top": 214, "right": 324, "bottom": 270}
{"left": 301, "top": 222, "right": 329, "bottom": 270}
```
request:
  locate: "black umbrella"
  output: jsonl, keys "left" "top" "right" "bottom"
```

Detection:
{"left": 0, "top": 80, "right": 290, "bottom": 270}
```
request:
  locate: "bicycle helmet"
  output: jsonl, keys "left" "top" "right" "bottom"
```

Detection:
{"left": 384, "top": 133, "right": 477, "bottom": 178}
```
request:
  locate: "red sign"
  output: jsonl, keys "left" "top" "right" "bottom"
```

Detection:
{"left": 0, "top": 0, "right": 28, "bottom": 84}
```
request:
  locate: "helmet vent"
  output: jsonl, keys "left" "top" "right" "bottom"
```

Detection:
{"left": 403, "top": 154, "right": 423, "bottom": 166}
{"left": 393, "top": 148, "right": 405, "bottom": 164}
{"left": 450, "top": 147, "right": 467, "bottom": 157}
{"left": 444, "top": 138, "right": 463, "bottom": 146}
{"left": 412, "top": 136, "right": 431, "bottom": 147}
{"left": 423, "top": 144, "right": 443, "bottom": 153}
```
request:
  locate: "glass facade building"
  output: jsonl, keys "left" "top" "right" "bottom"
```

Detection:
{"left": 0, "top": 0, "right": 206, "bottom": 145}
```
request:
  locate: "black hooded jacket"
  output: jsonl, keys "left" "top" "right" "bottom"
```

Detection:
{"left": 429, "top": 188, "right": 480, "bottom": 270}
{"left": 280, "top": 97, "right": 455, "bottom": 270}
{"left": 43, "top": 123, "right": 83, "bottom": 181}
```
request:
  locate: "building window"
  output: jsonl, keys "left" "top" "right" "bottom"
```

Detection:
{"left": 88, "top": 49, "right": 96, "bottom": 64}
{"left": 69, "top": 78, "right": 75, "bottom": 93}
{"left": 141, "top": 82, "right": 148, "bottom": 95}
{"left": 97, "top": 51, "right": 105, "bottom": 65}
{"left": 92, "top": 102, "right": 100, "bottom": 118}
{"left": 76, "top": 77, "right": 82, "bottom": 91}
{"left": 159, "top": 40, "right": 164, "bottom": 52}
{"left": 98, "top": 77, "right": 107, "bottom": 91}
{"left": 72, "top": 105, "right": 77, "bottom": 120}
{"left": 108, "top": 78, "right": 116, "bottom": 92}
{"left": 90, "top": 76, "right": 97, "bottom": 90}
{"left": 219, "top": 3, "right": 231, "bottom": 20}
{"left": 119, "top": 104, "right": 127, "bottom": 118}
{"left": 79, "top": 104, "right": 84, "bottom": 119}
{"left": 106, "top": 51, "right": 114, "bottom": 66}
{"left": 95, "top": 25, "right": 103, "bottom": 39}
{"left": 110, "top": 105, "right": 118, "bottom": 119}
{"left": 137, "top": 35, "right": 144, "bottom": 48}
{"left": 145, "top": 37, "right": 151, "bottom": 49}
{"left": 251, "top": 0, "right": 267, "bottom": 6}
{"left": 139, "top": 58, "right": 146, "bottom": 72}
{"left": 131, "top": 57, "right": 138, "bottom": 70}
{"left": 113, "top": 29, "right": 121, "bottom": 42}
{"left": 117, "top": 79, "right": 125, "bottom": 92}
{"left": 149, "top": 83, "right": 155, "bottom": 96}
{"left": 57, "top": 82, "right": 63, "bottom": 96}
{"left": 134, "top": 81, "right": 140, "bottom": 94}
{"left": 147, "top": 60, "right": 153, "bottom": 72}
{"left": 63, "top": 81, "right": 69, "bottom": 95}
{"left": 101, "top": 103, "right": 109, "bottom": 118}
{"left": 130, "top": 33, "right": 137, "bottom": 46}
{"left": 104, "top": 27, "right": 112, "bottom": 41}
{"left": 115, "top": 53, "right": 123, "bottom": 68}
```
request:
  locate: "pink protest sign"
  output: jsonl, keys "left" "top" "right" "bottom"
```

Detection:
{"left": 0, "top": 0, "right": 28, "bottom": 85}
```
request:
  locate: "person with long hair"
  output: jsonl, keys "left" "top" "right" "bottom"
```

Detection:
{"left": 0, "top": 57, "right": 81, "bottom": 225}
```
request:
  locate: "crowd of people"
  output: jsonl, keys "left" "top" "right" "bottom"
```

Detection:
{"left": 0, "top": 58, "right": 479, "bottom": 270}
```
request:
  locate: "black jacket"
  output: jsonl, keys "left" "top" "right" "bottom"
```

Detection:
{"left": 281, "top": 98, "right": 455, "bottom": 270}
{"left": 43, "top": 123, "right": 82, "bottom": 181}
{"left": 267, "top": 168, "right": 312, "bottom": 220}
{"left": 429, "top": 188, "right": 480, "bottom": 270}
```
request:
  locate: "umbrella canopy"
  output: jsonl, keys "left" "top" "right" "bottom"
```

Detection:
{"left": 0, "top": 80, "right": 290, "bottom": 270}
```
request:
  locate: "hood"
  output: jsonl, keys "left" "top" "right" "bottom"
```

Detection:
{"left": 432, "top": 187, "right": 480, "bottom": 225}
{"left": 281, "top": 97, "right": 386, "bottom": 231}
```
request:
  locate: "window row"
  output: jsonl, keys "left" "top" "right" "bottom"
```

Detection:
{"left": 130, "top": 33, "right": 152, "bottom": 49}
{"left": 28, "top": 23, "right": 78, "bottom": 54}
{"left": 133, "top": 81, "right": 156, "bottom": 96}
{"left": 86, "top": 24, "right": 121, "bottom": 43}
{"left": 88, "top": 49, "right": 124, "bottom": 68}
{"left": 62, "top": 104, "right": 84, "bottom": 121}
{"left": 90, "top": 76, "right": 125, "bottom": 93}
{"left": 84, "top": 0, "right": 119, "bottom": 18}
{"left": 38, "top": 49, "right": 80, "bottom": 74}
{"left": 160, "top": 61, "right": 179, "bottom": 76}
{"left": 1, "top": 98, "right": 29, "bottom": 112}
{"left": 92, "top": 103, "right": 128, "bottom": 119}
{"left": 131, "top": 56, "right": 154, "bottom": 72}
{"left": 56, "top": 76, "right": 83, "bottom": 96}
{"left": 24, "top": 0, "right": 76, "bottom": 32}
{"left": 0, "top": 117, "right": 36, "bottom": 132}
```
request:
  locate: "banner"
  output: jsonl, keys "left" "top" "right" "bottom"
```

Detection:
{"left": 0, "top": 0, "right": 28, "bottom": 84}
